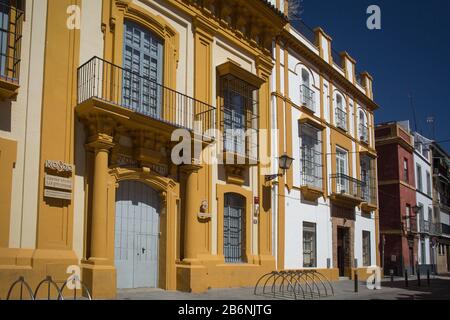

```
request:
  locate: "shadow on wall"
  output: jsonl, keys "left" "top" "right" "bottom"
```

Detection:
{"left": 0, "top": 100, "right": 12, "bottom": 132}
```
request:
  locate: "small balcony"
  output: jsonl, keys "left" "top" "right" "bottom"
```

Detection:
{"left": 300, "top": 84, "right": 315, "bottom": 113}
{"left": 335, "top": 108, "right": 347, "bottom": 131}
{"left": 299, "top": 149, "right": 323, "bottom": 201}
{"left": 219, "top": 75, "right": 259, "bottom": 166}
{"left": 361, "top": 179, "right": 377, "bottom": 211}
{"left": 76, "top": 57, "right": 215, "bottom": 144}
{"left": 418, "top": 219, "right": 430, "bottom": 234}
{"left": 430, "top": 222, "right": 442, "bottom": 236}
{"left": 359, "top": 123, "right": 369, "bottom": 144}
{"left": 330, "top": 173, "right": 364, "bottom": 207}
{"left": 0, "top": 3, "right": 23, "bottom": 101}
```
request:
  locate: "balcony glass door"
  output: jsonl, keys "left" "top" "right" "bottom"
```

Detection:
{"left": 122, "top": 21, "right": 163, "bottom": 118}
{"left": 336, "top": 148, "right": 348, "bottom": 193}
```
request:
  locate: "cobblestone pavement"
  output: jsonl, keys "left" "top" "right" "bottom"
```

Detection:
{"left": 116, "top": 276, "right": 450, "bottom": 300}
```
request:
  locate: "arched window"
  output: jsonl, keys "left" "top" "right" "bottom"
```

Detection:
{"left": 122, "top": 20, "right": 164, "bottom": 117}
{"left": 359, "top": 109, "right": 369, "bottom": 143}
{"left": 335, "top": 93, "right": 347, "bottom": 130}
{"left": 224, "top": 193, "right": 246, "bottom": 263}
{"left": 301, "top": 69, "right": 310, "bottom": 88}
{"left": 300, "top": 68, "right": 315, "bottom": 112}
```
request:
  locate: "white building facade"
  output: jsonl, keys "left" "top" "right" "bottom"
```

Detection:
{"left": 413, "top": 132, "right": 436, "bottom": 274}
{"left": 272, "top": 21, "right": 380, "bottom": 280}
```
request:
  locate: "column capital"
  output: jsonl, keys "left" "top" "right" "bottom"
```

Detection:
{"left": 180, "top": 163, "right": 203, "bottom": 174}
{"left": 86, "top": 133, "right": 115, "bottom": 151}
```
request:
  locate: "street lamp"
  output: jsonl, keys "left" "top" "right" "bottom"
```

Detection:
{"left": 265, "top": 154, "right": 294, "bottom": 182}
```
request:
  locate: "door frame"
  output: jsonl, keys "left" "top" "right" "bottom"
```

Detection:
{"left": 107, "top": 167, "right": 180, "bottom": 291}
{"left": 115, "top": 180, "right": 161, "bottom": 289}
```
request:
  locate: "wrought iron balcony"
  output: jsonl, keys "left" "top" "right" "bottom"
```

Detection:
{"left": 300, "top": 84, "right": 315, "bottom": 113}
{"left": 361, "top": 179, "right": 377, "bottom": 208}
{"left": 219, "top": 75, "right": 259, "bottom": 164}
{"left": 335, "top": 107, "right": 347, "bottom": 131}
{"left": 77, "top": 57, "right": 215, "bottom": 137}
{"left": 430, "top": 222, "right": 442, "bottom": 236}
{"left": 330, "top": 173, "right": 364, "bottom": 206}
{"left": 0, "top": 2, "right": 23, "bottom": 100}
{"left": 359, "top": 123, "right": 369, "bottom": 144}
{"left": 300, "top": 148, "right": 323, "bottom": 190}
{"left": 418, "top": 218, "right": 430, "bottom": 234}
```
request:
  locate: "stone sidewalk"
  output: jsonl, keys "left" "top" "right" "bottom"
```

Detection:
{"left": 116, "top": 276, "right": 450, "bottom": 300}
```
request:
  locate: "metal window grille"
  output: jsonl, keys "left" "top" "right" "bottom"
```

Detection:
{"left": 300, "top": 84, "right": 315, "bottom": 112}
{"left": 0, "top": 0, "right": 23, "bottom": 83}
{"left": 335, "top": 107, "right": 347, "bottom": 130}
{"left": 220, "top": 75, "right": 259, "bottom": 161}
{"left": 303, "top": 222, "right": 317, "bottom": 268}
{"left": 300, "top": 123, "right": 323, "bottom": 189}
{"left": 224, "top": 194, "right": 246, "bottom": 263}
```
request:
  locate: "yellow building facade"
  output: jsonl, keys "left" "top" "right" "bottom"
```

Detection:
{"left": 0, "top": 0, "right": 380, "bottom": 300}
{"left": 0, "top": 0, "right": 287, "bottom": 299}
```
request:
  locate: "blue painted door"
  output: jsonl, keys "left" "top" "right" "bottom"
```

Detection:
{"left": 122, "top": 21, "right": 163, "bottom": 117}
{"left": 0, "top": 0, "right": 9, "bottom": 78}
{"left": 115, "top": 181, "right": 160, "bottom": 289}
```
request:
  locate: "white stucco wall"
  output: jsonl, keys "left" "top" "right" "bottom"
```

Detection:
{"left": 5, "top": 0, "right": 48, "bottom": 249}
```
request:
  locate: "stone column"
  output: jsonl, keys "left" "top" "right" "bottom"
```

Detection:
{"left": 88, "top": 134, "right": 114, "bottom": 261}
{"left": 181, "top": 164, "right": 202, "bottom": 262}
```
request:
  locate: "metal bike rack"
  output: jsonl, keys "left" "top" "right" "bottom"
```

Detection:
{"left": 6, "top": 277, "right": 35, "bottom": 300}
{"left": 6, "top": 275, "right": 93, "bottom": 300}
{"left": 60, "top": 275, "right": 92, "bottom": 300}
{"left": 254, "top": 270, "right": 335, "bottom": 300}
{"left": 34, "top": 276, "right": 64, "bottom": 300}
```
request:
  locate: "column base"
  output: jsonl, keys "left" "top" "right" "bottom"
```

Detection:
{"left": 81, "top": 263, "right": 116, "bottom": 299}
{"left": 176, "top": 263, "right": 208, "bottom": 293}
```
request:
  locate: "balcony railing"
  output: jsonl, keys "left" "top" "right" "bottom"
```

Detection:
{"left": 0, "top": 2, "right": 23, "bottom": 83}
{"left": 300, "top": 85, "right": 315, "bottom": 113}
{"left": 300, "top": 147, "right": 323, "bottom": 190}
{"left": 77, "top": 57, "right": 215, "bottom": 136}
{"left": 419, "top": 219, "right": 430, "bottom": 234}
{"left": 359, "top": 123, "right": 369, "bottom": 143}
{"left": 361, "top": 179, "right": 377, "bottom": 206}
{"left": 335, "top": 107, "right": 347, "bottom": 130}
{"left": 430, "top": 222, "right": 442, "bottom": 236}
{"left": 330, "top": 173, "right": 364, "bottom": 199}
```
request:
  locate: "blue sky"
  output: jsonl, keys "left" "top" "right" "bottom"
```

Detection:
{"left": 297, "top": 0, "right": 450, "bottom": 152}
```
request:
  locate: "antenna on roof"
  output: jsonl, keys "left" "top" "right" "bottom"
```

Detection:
{"left": 427, "top": 116, "right": 436, "bottom": 140}
{"left": 408, "top": 93, "right": 419, "bottom": 133}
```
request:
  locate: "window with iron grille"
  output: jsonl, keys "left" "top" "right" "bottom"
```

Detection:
{"left": 299, "top": 123, "right": 322, "bottom": 189}
{"left": 224, "top": 193, "right": 246, "bottom": 263}
{"left": 220, "top": 75, "right": 258, "bottom": 159}
{"left": 360, "top": 155, "right": 376, "bottom": 204}
{"left": 335, "top": 94, "right": 347, "bottom": 130}
{"left": 362, "top": 231, "right": 371, "bottom": 267}
{"left": 303, "top": 222, "right": 317, "bottom": 268}
{"left": 0, "top": 0, "right": 24, "bottom": 83}
{"left": 420, "top": 239, "right": 426, "bottom": 264}
{"left": 416, "top": 164, "right": 423, "bottom": 192}
{"left": 300, "top": 69, "right": 315, "bottom": 112}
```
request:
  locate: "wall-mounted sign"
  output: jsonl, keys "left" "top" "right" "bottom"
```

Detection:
{"left": 44, "top": 160, "right": 73, "bottom": 201}
{"left": 44, "top": 189, "right": 72, "bottom": 201}
{"left": 45, "top": 174, "right": 73, "bottom": 191}
{"left": 45, "top": 160, "right": 73, "bottom": 174}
